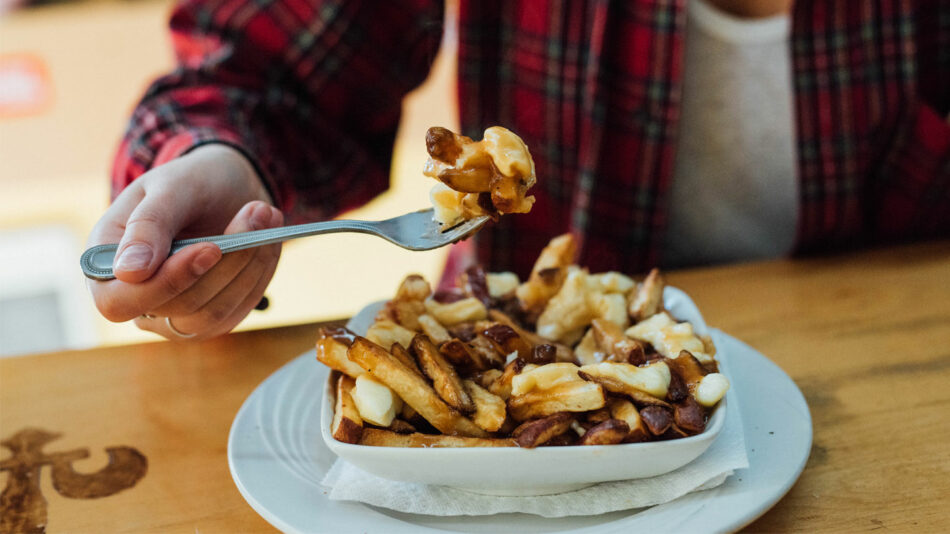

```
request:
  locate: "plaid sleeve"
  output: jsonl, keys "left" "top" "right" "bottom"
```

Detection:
{"left": 112, "top": 0, "right": 443, "bottom": 222}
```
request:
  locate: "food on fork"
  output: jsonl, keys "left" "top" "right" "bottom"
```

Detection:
{"left": 317, "top": 233, "right": 729, "bottom": 448}
{"left": 425, "top": 126, "right": 536, "bottom": 226}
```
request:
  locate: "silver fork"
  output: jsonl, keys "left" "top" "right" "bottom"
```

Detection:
{"left": 80, "top": 209, "right": 489, "bottom": 281}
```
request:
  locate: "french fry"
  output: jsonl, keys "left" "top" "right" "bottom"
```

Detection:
{"left": 607, "top": 398, "right": 651, "bottom": 442}
{"left": 508, "top": 381, "right": 605, "bottom": 421}
{"left": 316, "top": 327, "right": 365, "bottom": 378}
{"left": 386, "top": 418, "right": 417, "bottom": 434}
{"left": 418, "top": 313, "right": 451, "bottom": 345}
{"left": 639, "top": 406, "right": 673, "bottom": 436}
{"left": 577, "top": 361, "right": 671, "bottom": 399}
{"left": 536, "top": 267, "right": 594, "bottom": 343}
{"left": 468, "top": 333, "right": 507, "bottom": 369}
{"left": 488, "top": 358, "right": 526, "bottom": 400}
{"left": 488, "top": 309, "right": 574, "bottom": 362}
{"left": 667, "top": 350, "right": 729, "bottom": 406}
{"left": 674, "top": 396, "right": 706, "bottom": 434}
{"left": 390, "top": 342, "right": 423, "bottom": 377}
{"left": 512, "top": 412, "right": 575, "bottom": 448}
{"left": 440, "top": 339, "right": 488, "bottom": 373}
{"left": 628, "top": 268, "right": 664, "bottom": 322}
{"left": 473, "top": 368, "right": 503, "bottom": 390}
{"left": 481, "top": 324, "right": 533, "bottom": 361}
{"left": 574, "top": 328, "right": 603, "bottom": 365}
{"left": 516, "top": 233, "right": 576, "bottom": 315}
{"left": 591, "top": 318, "right": 646, "bottom": 365}
{"left": 366, "top": 320, "right": 416, "bottom": 351}
{"left": 359, "top": 428, "right": 516, "bottom": 448}
{"left": 578, "top": 419, "right": 630, "bottom": 445}
{"left": 332, "top": 374, "right": 363, "bottom": 444}
{"left": 347, "top": 338, "right": 487, "bottom": 437}
{"left": 424, "top": 296, "right": 488, "bottom": 325}
{"left": 462, "top": 379, "right": 507, "bottom": 432}
{"left": 411, "top": 334, "right": 476, "bottom": 414}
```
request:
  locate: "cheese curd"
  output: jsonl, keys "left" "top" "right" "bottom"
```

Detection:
{"left": 625, "top": 312, "right": 713, "bottom": 363}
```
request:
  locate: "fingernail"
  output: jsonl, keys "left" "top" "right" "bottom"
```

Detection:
{"left": 192, "top": 248, "right": 220, "bottom": 277}
{"left": 115, "top": 244, "right": 153, "bottom": 272}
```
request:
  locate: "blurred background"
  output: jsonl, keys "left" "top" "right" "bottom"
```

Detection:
{"left": 0, "top": 0, "right": 457, "bottom": 356}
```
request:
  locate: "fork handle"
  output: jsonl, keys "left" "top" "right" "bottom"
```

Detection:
{"left": 80, "top": 219, "right": 379, "bottom": 281}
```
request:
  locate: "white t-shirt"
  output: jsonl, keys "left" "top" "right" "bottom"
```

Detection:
{"left": 663, "top": 0, "right": 798, "bottom": 268}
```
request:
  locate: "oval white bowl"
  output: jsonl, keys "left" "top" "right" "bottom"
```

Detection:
{"left": 320, "top": 286, "right": 726, "bottom": 496}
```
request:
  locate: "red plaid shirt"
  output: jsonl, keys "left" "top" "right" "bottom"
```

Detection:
{"left": 113, "top": 0, "right": 950, "bottom": 277}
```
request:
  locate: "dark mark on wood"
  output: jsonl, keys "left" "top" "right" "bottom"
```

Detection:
{"left": 0, "top": 428, "right": 147, "bottom": 534}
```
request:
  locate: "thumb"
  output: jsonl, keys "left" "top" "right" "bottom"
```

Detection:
{"left": 113, "top": 190, "right": 190, "bottom": 283}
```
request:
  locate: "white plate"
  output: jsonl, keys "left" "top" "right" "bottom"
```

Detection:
{"left": 228, "top": 302, "right": 812, "bottom": 532}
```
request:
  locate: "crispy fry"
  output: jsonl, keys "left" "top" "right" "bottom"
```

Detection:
{"left": 481, "top": 324, "right": 533, "bottom": 360}
{"left": 628, "top": 268, "right": 664, "bottom": 322}
{"left": 515, "top": 233, "right": 576, "bottom": 315}
{"left": 674, "top": 396, "right": 706, "bottom": 434}
{"left": 411, "top": 335, "right": 476, "bottom": 414}
{"left": 527, "top": 344, "right": 557, "bottom": 365}
{"left": 574, "top": 328, "right": 604, "bottom": 365}
{"left": 418, "top": 313, "right": 451, "bottom": 345}
{"left": 462, "top": 379, "right": 507, "bottom": 432}
{"left": 332, "top": 374, "right": 363, "bottom": 444}
{"left": 578, "top": 419, "right": 630, "bottom": 445}
{"left": 488, "top": 309, "right": 574, "bottom": 362}
{"left": 473, "top": 368, "right": 503, "bottom": 390}
{"left": 316, "top": 327, "right": 365, "bottom": 378}
{"left": 512, "top": 412, "right": 575, "bottom": 448}
{"left": 489, "top": 358, "right": 526, "bottom": 400}
{"left": 386, "top": 418, "right": 417, "bottom": 434}
{"left": 585, "top": 407, "right": 611, "bottom": 425}
{"left": 390, "top": 342, "right": 422, "bottom": 377}
{"left": 536, "top": 267, "right": 594, "bottom": 343}
{"left": 366, "top": 320, "right": 416, "bottom": 352}
{"left": 440, "top": 339, "right": 488, "bottom": 373}
{"left": 639, "top": 406, "right": 673, "bottom": 436}
{"left": 607, "top": 398, "right": 651, "bottom": 442}
{"left": 468, "top": 334, "right": 504, "bottom": 369}
{"left": 347, "top": 338, "right": 487, "bottom": 437}
{"left": 508, "top": 381, "right": 605, "bottom": 421}
{"left": 591, "top": 318, "right": 646, "bottom": 364}
{"left": 359, "top": 428, "right": 517, "bottom": 447}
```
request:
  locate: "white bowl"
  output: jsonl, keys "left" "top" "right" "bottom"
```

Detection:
{"left": 320, "top": 287, "right": 726, "bottom": 496}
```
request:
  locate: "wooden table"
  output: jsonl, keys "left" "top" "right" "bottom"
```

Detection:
{"left": 2, "top": 241, "right": 949, "bottom": 533}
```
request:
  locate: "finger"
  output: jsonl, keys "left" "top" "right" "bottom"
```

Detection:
{"left": 91, "top": 242, "right": 222, "bottom": 322}
{"left": 149, "top": 202, "right": 279, "bottom": 317}
{"left": 113, "top": 187, "right": 195, "bottom": 284}
{"left": 87, "top": 183, "right": 146, "bottom": 246}
{"left": 168, "top": 238, "right": 281, "bottom": 339}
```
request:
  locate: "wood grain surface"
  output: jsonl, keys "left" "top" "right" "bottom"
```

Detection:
{"left": 2, "top": 241, "right": 948, "bottom": 533}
